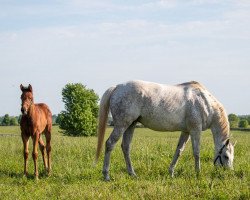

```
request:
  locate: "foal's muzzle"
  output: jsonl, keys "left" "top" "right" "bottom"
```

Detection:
{"left": 21, "top": 108, "right": 27, "bottom": 115}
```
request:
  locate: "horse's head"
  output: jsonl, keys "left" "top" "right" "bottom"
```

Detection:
{"left": 214, "top": 139, "right": 234, "bottom": 169}
{"left": 20, "top": 84, "right": 34, "bottom": 115}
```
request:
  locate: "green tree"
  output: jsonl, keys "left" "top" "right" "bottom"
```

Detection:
{"left": 228, "top": 113, "right": 239, "bottom": 128}
{"left": 18, "top": 115, "right": 22, "bottom": 124}
{"left": 1, "top": 114, "right": 10, "bottom": 126}
{"left": 58, "top": 83, "right": 99, "bottom": 136}
{"left": 247, "top": 116, "right": 250, "bottom": 125}
{"left": 52, "top": 114, "right": 58, "bottom": 125}
{"left": 9, "top": 117, "right": 18, "bottom": 126}
{"left": 239, "top": 119, "right": 248, "bottom": 128}
{"left": 55, "top": 113, "right": 62, "bottom": 125}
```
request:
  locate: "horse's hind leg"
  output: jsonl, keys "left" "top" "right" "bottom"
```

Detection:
{"left": 45, "top": 126, "right": 52, "bottom": 175}
{"left": 169, "top": 131, "right": 190, "bottom": 177}
{"left": 121, "top": 122, "right": 137, "bottom": 177}
{"left": 39, "top": 137, "right": 48, "bottom": 172}
{"left": 103, "top": 126, "right": 127, "bottom": 181}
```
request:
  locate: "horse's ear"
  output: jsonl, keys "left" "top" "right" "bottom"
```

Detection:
{"left": 28, "top": 84, "right": 33, "bottom": 92}
{"left": 20, "top": 84, "right": 24, "bottom": 91}
{"left": 225, "top": 139, "right": 230, "bottom": 146}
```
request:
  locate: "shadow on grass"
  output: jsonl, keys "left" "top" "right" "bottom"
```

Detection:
{"left": 0, "top": 170, "right": 24, "bottom": 179}
{"left": 0, "top": 169, "right": 51, "bottom": 181}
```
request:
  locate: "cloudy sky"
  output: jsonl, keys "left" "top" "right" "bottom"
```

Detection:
{"left": 0, "top": 0, "right": 250, "bottom": 116}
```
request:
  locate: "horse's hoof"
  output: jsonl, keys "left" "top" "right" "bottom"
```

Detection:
{"left": 129, "top": 172, "right": 137, "bottom": 178}
{"left": 104, "top": 175, "right": 111, "bottom": 182}
{"left": 168, "top": 169, "right": 174, "bottom": 178}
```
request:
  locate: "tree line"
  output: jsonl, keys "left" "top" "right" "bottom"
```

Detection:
{"left": 228, "top": 114, "right": 250, "bottom": 128}
{"left": 0, "top": 114, "right": 58, "bottom": 126}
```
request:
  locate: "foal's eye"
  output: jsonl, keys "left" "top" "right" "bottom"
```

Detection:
{"left": 224, "top": 155, "right": 229, "bottom": 160}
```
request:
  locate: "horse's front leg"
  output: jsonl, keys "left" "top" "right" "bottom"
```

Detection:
{"left": 32, "top": 133, "right": 40, "bottom": 180}
{"left": 169, "top": 131, "right": 190, "bottom": 177}
{"left": 190, "top": 130, "right": 201, "bottom": 175}
{"left": 22, "top": 134, "right": 29, "bottom": 177}
{"left": 121, "top": 122, "right": 136, "bottom": 177}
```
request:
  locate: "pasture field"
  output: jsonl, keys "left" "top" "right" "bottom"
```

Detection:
{"left": 0, "top": 126, "right": 249, "bottom": 199}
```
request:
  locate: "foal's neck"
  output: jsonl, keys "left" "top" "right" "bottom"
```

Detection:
{"left": 27, "top": 104, "right": 36, "bottom": 119}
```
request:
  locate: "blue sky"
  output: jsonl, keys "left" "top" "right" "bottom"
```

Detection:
{"left": 0, "top": 0, "right": 250, "bottom": 116}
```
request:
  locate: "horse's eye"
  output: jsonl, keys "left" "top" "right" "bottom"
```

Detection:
{"left": 224, "top": 155, "right": 229, "bottom": 160}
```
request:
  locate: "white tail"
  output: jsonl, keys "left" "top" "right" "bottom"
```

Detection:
{"left": 95, "top": 86, "right": 116, "bottom": 163}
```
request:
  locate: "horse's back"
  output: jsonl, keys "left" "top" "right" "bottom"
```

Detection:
{"left": 110, "top": 80, "right": 187, "bottom": 131}
{"left": 36, "top": 103, "right": 52, "bottom": 124}
{"left": 110, "top": 80, "right": 216, "bottom": 131}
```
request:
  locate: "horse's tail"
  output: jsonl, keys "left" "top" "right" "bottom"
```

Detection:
{"left": 95, "top": 86, "right": 116, "bottom": 164}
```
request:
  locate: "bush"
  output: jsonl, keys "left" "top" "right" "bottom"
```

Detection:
{"left": 9, "top": 118, "right": 18, "bottom": 126}
{"left": 1, "top": 114, "right": 10, "bottom": 126}
{"left": 58, "top": 83, "right": 99, "bottom": 136}
{"left": 238, "top": 119, "right": 249, "bottom": 128}
{"left": 228, "top": 113, "right": 239, "bottom": 128}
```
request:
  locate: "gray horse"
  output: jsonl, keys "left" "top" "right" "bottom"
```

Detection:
{"left": 96, "top": 80, "right": 235, "bottom": 181}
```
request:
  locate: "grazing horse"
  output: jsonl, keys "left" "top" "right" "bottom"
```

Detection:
{"left": 20, "top": 84, "right": 52, "bottom": 179}
{"left": 96, "top": 80, "right": 235, "bottom": 181}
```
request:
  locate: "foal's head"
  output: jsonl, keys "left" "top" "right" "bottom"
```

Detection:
{"left": 214, "top": 139, "right": 234, "bottom": 169}
{"left": 20, "top": 84, "right": 34, "bottom": 115}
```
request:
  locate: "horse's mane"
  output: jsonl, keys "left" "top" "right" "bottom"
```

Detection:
{"left": 215, "top": 103, "right": 230, "bottom": 139}
{"left": 179, "top": 81, "right": 230, "bottom": 139}
{"left": 178, "top": 81, "right": 207, "bottom": 91}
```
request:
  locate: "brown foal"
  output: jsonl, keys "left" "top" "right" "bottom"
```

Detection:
{"left": 20, "top": 84, "right": 52, "bottom": 179}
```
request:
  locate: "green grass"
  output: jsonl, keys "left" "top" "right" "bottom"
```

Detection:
{"left": 0, "top": 126, "right": 249, "bottom": 199}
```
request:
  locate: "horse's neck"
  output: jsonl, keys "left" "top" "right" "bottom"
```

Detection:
{"left": 27, "top": 104, "right": 36, "bottom": 120}
{"left": 211, "top": 106, "right": 230, "bottom": 151}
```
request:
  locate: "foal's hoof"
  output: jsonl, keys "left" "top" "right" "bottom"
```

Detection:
{"left": 47, "top": 170, "right": 52, "bottom": 177}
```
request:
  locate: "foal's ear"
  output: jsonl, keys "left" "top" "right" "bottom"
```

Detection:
{"left": 20, "top": 84, "right": 24, "bottom": 91}
{"left": 28, "top": 84, "right": 33, "bottom": 92}
{"left": 225, "top": 139, "right": 230, "bottom": 146}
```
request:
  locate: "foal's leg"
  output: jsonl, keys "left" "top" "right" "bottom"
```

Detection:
{"left": 169, "top": 131, "right": 190, "bottom": 177}
{"left": 121, "top": 122, "right": 137, "bottom": 177}
{"left": 103, "top": 126, "right": 126, "bottom": 181}
{"left": 32, "top": 133, "right": 40, "bottom": 179}
{"left": 39, "top": 136, "right": 48, "bottom": 172}
{"left": 45, "top": 127, "right": 52, "bottom": 175}
{"left": 190, "top": 130, "right": 201, "bottom": 175}
{"left": 22, "top": 134, "right": 29, "bottom": 176}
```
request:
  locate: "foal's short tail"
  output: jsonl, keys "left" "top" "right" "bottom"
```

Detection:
{"left": 95, "top": 86, "right": 116, "bottom": 164}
